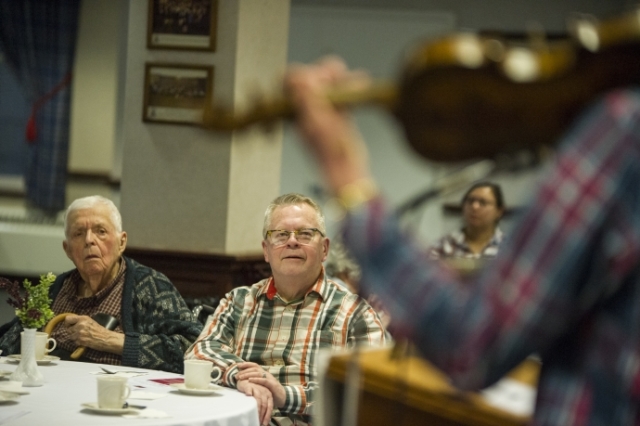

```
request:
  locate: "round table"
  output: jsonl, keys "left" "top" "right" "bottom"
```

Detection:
{"left": 0, "top": 357, "right": 259, "bottom": 426}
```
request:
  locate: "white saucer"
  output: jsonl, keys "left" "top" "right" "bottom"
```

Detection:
{"left": 170, "top": 383, "right": 219, "bottom": 395}
{"left": 0, "top": 383, "right": 29, "bottom": 395}
{"left": 81, "top": 402, "right": 138, "bottom": 415}
{"left": 0, "top": 391, "right": 20, "bottom": 403}
{"left": 6, "top": 354, "right": 60, "bottom": 365}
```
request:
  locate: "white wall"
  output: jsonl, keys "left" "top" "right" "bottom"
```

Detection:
{"left": 119, "top": 0, "right": 289, "bottom": 255}
{"left": 281, "top": 0, "right": 632, "bottom": 245}
{"left": 65, "top": 0, "right": 632, "bottom": 248}
{"left": 292, "top": 0, "right": 632, "bottom": 32}
{"left": 282, "top": 6, "right": 455, "bottom": 242}
{"left": 68, "top": 0, "right": 127, "bottom": 178}
{"left": 282, "top": 5, "right": 550, "bottom": 245}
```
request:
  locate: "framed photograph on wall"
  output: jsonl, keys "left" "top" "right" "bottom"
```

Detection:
{"left": 142, "top": 63, "right": 214, "bottom": 125}
{"left": 147, "top": 0, "right": 218, "bottom": 51}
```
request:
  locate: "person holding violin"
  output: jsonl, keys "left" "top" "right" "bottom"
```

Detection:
{"left": 284, "top": 56, "right": 640, "bottom": 425}
{"left": 429, "top": 181, "right": 506, "bottom": 260}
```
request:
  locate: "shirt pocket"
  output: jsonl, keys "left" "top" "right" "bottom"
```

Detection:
{"left": 306, "top": 330, "right": 339, "bottom": 351}
{"left": 287, "top": 330, "right": 340, "bottom": 366}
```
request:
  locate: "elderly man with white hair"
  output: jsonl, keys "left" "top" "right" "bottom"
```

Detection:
{"left": 0, "top": 195, "right": 202, "bottom": 373}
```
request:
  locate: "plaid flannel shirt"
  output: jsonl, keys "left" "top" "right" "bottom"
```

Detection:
{"left": 186, "top": 268, "right": 387, "bottom": 425}
{"left": 342, "top": 88, "right": 640, "bottom": 425}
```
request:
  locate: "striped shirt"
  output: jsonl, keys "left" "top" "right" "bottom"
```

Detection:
{"left": 342, "top": 88, "right": 640, "bottom": 425}
{"left": 186, "top": 268, "right": 387, "bottom": 425}
{"left": 428, "top": 227, "right": 504, "bottom": 259}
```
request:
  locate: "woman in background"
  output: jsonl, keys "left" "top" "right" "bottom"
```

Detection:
{"left": 429, "top": 181, "right": 506, "bottom": 260}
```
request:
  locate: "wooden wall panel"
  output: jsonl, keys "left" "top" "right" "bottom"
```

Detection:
{"left": 124, "top": 248, "right": 271, "bottom": 299}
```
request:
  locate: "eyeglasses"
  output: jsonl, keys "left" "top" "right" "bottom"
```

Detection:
{"left": 265, "top": 228, "right": 324, "bottom": 246}
{"left": 463, "top": 197, "right": 495, "bottom": 208}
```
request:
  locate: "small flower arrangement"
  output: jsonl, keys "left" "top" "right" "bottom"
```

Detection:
{"left": 0, "top": 273, "right": 56, "bottom": 329}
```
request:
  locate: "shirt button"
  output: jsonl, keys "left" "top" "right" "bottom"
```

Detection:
{"left": 274, "top": 360, "right": 284, "bottom": 366}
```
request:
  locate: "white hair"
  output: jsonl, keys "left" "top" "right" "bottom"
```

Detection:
{"left": 263, "top": 193, "right": 326, "bottom": 238}
{"left": 64, "top": 195, "right": 122, "bottom": 238}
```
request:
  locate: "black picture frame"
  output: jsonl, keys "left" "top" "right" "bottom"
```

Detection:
{"left": 147, "top": 0, "right": 218, "bottom": 51}
{"left": 142, "top": 63, "right": 214, "bottom": 126}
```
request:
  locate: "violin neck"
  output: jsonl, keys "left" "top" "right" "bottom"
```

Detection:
{"left": 202, "top": 81, "right": 396, "bottom": 131}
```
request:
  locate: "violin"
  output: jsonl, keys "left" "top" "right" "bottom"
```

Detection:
{"left": 202, "top": 8, "right": 640, "bottom": 162}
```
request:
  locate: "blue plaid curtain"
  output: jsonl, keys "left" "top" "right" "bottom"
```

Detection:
{"left": 0, "top": 0, "right": 80, "bottom": 215}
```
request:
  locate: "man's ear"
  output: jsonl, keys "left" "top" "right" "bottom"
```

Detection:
{"left": 321, "top": 238, "right": 330, "bottom": 262}
{"left": 63, "top": 240, "right": 72, "bottom": 260}
{"left": 262, "top": 240, "right": 270, "bottom": 263}
{"left": 118, "top": 231, "right": 128, "bottom": 255}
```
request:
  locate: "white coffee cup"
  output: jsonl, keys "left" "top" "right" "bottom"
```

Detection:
{"left": 21, "top": 331, "right": 57, "bottom": 360}
{"left": 97, "top": 375, "right": 131, "bottom": 409}
{"left": 184, "top": 359, "right": 214, "bottom": 389}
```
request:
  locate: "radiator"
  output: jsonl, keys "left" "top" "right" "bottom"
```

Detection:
{"left": 0, "top": 206, "right": 74, "bottom": 277}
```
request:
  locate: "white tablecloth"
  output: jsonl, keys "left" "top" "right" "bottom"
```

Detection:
{"left": 0, "top": 358, "right": 259, "bottom": 426}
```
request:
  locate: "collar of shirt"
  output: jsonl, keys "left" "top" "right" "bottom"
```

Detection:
{"left": 455, "top": 227, "right": 504, "bottom": 247}
{"left": 69, "top": 257, "right": 126, "bottom": 302}
{"left": 260, "top": 267, "right": 329, "bottom": 303}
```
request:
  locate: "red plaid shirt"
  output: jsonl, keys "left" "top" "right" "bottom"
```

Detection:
{"left": 343, "top": 88, "right": 640, "bottom": 425}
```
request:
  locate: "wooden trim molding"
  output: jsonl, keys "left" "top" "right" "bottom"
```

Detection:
{"left": 1, "top": 250, "right": 271, "bottom": 303}
{"left": 124, "top": 247, "right": 271, "bottom": 299}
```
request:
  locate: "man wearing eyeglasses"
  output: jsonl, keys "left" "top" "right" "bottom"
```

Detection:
{"left": 185, "top": 193, "right": 387, "bottom": 426}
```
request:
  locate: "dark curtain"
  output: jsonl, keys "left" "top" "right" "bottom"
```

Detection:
{"left": 0, "top": 0, "right": 80, "bottom": 215}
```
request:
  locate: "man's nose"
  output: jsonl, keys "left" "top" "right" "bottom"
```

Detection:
{"left": 285, "top": 232, "right": 300, "bottom": 246}
{"left": 84, "top": 230, "right": 96, "bottom": 245}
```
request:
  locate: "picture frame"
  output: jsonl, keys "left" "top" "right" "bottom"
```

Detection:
{"left": 142, "top": 63, "right": 214, "bottom": 125}
{"left": 147, "top": 0, "right": 218, "bottom": 51}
